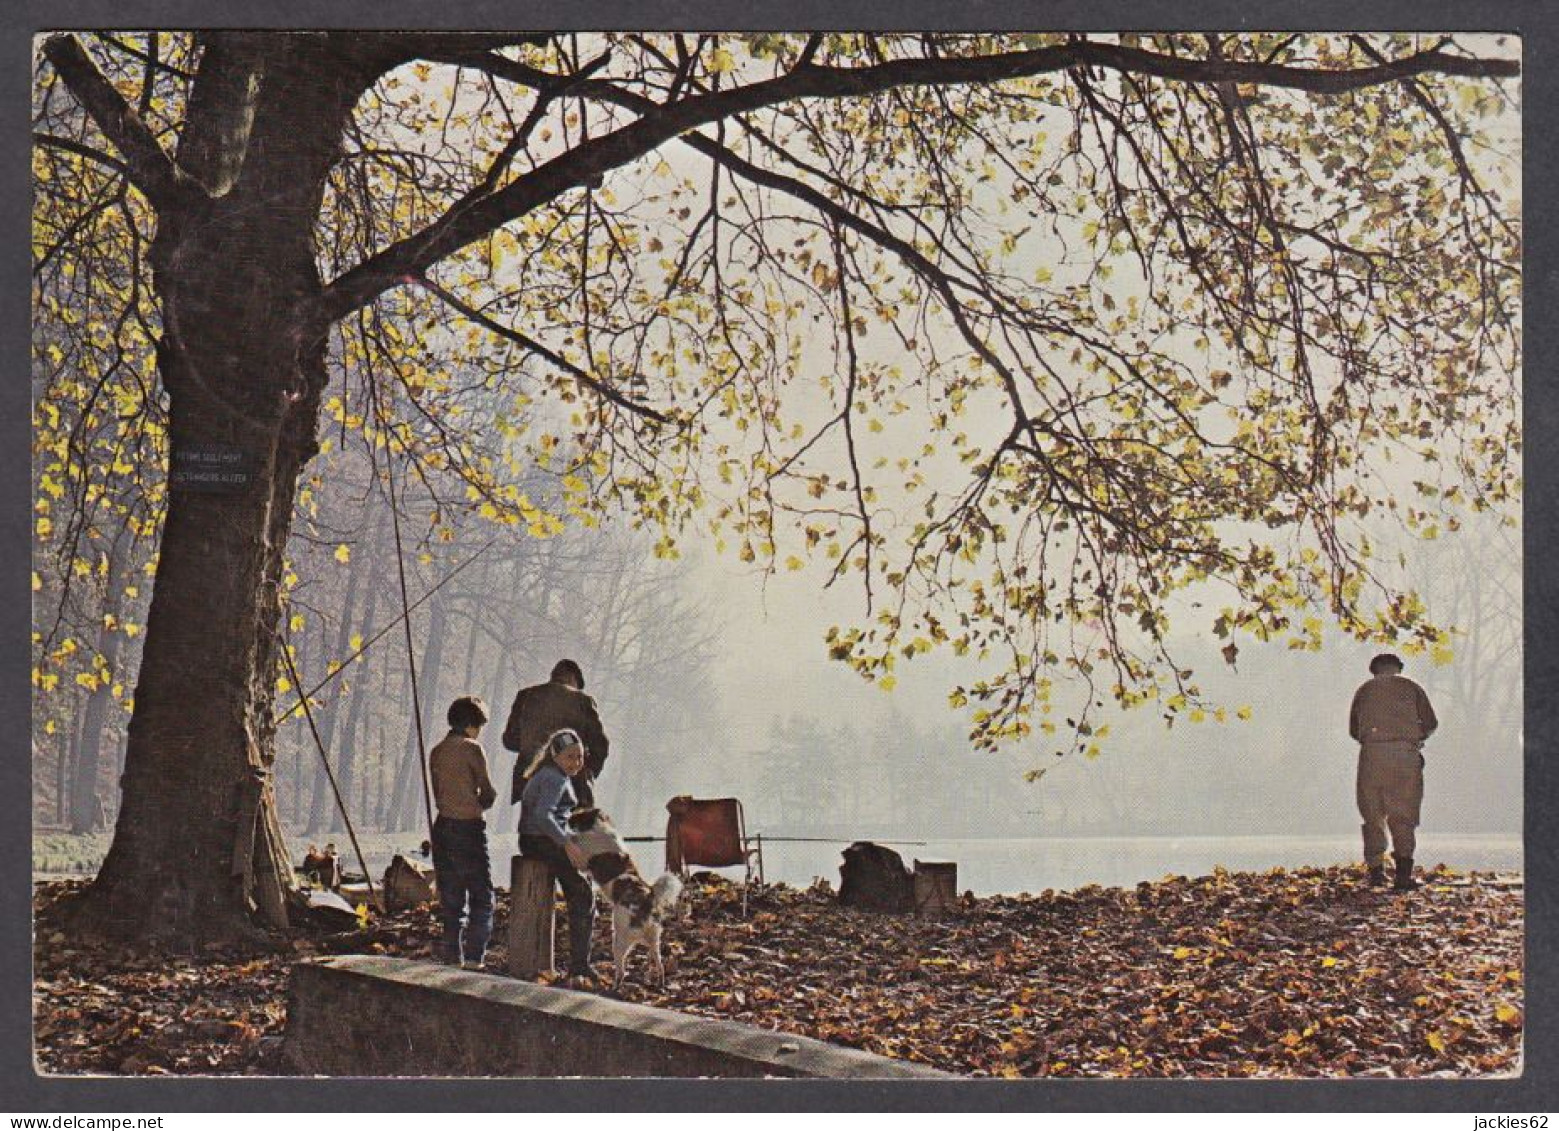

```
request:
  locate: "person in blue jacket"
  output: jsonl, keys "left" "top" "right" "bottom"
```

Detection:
{"left": 519, "top": 728, "right": 597, "bottom": 985}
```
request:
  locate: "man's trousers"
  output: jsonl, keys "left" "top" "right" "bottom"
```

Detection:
{"left": 1356, "top": 741, "right": 1425, "bottom": 865}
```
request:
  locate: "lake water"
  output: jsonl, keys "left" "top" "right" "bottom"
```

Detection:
{"left": 35, "top": 832, "right": 1523, "bottom": 895}
{"left": 745, "top": 833, "right": 1523, "bottom": 895}
{"left": 448, "top": 831, "right": 1522, "bottom": 896}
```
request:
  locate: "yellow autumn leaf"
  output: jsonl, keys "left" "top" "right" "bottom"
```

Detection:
{"left": 1427, "top": 1030, "right": 1447, "bottom": 1053}
{"left": 334, "top": 544, "right": 351, "bottom": 564}
{"left": 1495, "top": 1003, "right": 1522, "bottom": 1026}
{"left": 1173, "top": 946, "right": 1195, "bottom": 960}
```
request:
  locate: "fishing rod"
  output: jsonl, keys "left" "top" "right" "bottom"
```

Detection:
{"left": 624, "top": 835, "right": 928, "bottom": 846}
{"left": 275, "top": 537, "right": 497, "bottom": 723}
{"left": 277, "top": 633, "right": 377, "bottom": 910}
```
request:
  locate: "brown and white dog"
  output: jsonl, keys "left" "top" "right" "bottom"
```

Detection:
{"left": 566, "top": 807, "right": 683, "bottom": 988}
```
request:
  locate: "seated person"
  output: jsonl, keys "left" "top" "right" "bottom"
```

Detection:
{"left": 518, "top": 728, "right": 597, "bottom": 985}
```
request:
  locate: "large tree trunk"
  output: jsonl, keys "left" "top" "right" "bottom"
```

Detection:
{"left": 79, "top": 328, "right": 318, "bottom": 944}
{"left": 72, "top": 36, "right": 385, "bottom": 947}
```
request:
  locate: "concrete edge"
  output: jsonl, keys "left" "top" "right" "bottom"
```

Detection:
{"left": 295, "top": 955, "right": 951, "bottom": 1079}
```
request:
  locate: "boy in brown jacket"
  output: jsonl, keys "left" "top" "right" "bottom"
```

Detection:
{"left": 429, "top": 696, "right": 498, "bottom": 965}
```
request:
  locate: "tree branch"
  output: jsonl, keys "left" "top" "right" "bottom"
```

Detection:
{"left": 173, "top": 32, "right": 271, "bottom": 196}
{"left": 409, "top": 273, "right": 671, "bottom": 424}
{"left": 41, "top": 34, "right": 199, "bottom": 212}
{"left": 316, "top": 38, "right": 1518, "bottom": 325}
{"left": 33, "top": 132, "right": 131, "bottom": 180}
{"left": 1349, "top": 34, "right": 1519, "bottom": 241}
{"left": 99, "top": 33, "right": 195, "bottom": 79}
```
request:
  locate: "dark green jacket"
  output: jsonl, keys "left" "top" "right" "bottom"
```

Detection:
{"left": 502, "top": 677, "right": 610, "bottom": 803}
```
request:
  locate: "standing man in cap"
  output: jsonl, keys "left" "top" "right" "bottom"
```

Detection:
{"left": 504, "top": 659, "right": 611, "bottom": 807}
{"left": 1349, "top": 653, "right": 1439, "bottom": 891}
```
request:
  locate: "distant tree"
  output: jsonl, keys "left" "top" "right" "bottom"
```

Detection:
{"left": 1411, "top": 517, "right": 1522, "bottom": 832}
{"left": 32, "top": 32, "right": 1519, "bottom": 944}
{"left": 755, "top": 715, "right": 845, "bottom": 832}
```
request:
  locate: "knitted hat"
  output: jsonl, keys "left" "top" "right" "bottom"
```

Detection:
{"left": 548, "top": 728, "right": 584, "bottom": 758}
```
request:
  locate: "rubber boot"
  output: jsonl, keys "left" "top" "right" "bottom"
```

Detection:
{"left": 1366, "top": 863, "right": 1387, "bottom": 888}
{"left": 1393, "top": 857, "right": 1418, "bottom": 892}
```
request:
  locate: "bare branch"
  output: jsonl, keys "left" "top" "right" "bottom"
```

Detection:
{"left": 318, "top": 38, "right": 1518, "bottom": 324}
{"left": 41, "top": 34, "right": 200, "bottom": 211}
{"left": 409, "top": 274, "right": 672, "bottom": 425}
{"left": 33, "top": 132, "right": 130, "bottom": 180}
{"left": 99, "top": 33, "right": 195, "bottom": 79}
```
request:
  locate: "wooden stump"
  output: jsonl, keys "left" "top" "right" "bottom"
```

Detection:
{"left": 913, "top": 860, "right": 958, "bottom": 917}
{"left": 509, "top": 855, "right": 554, "bottom": 979}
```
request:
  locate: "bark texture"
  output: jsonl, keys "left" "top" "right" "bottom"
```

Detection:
{"left": 70, "top": 35, "right": 391, "bottom": 945}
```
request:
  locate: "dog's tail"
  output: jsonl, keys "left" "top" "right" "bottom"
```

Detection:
{"left": 650, "top": 872, "right": 683, "bottom": 918}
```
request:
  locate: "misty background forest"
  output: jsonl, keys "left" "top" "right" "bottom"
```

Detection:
{"left": 33, "top": 444, "right": 1520, "bottom": 852}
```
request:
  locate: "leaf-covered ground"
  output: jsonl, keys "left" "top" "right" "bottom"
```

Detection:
{"left": 33, "top": 864, "right": 1522, "bottom": 1078}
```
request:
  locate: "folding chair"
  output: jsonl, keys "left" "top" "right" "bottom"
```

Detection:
{"left": 664, "top": 796, "right": 764, "bottom": 914}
